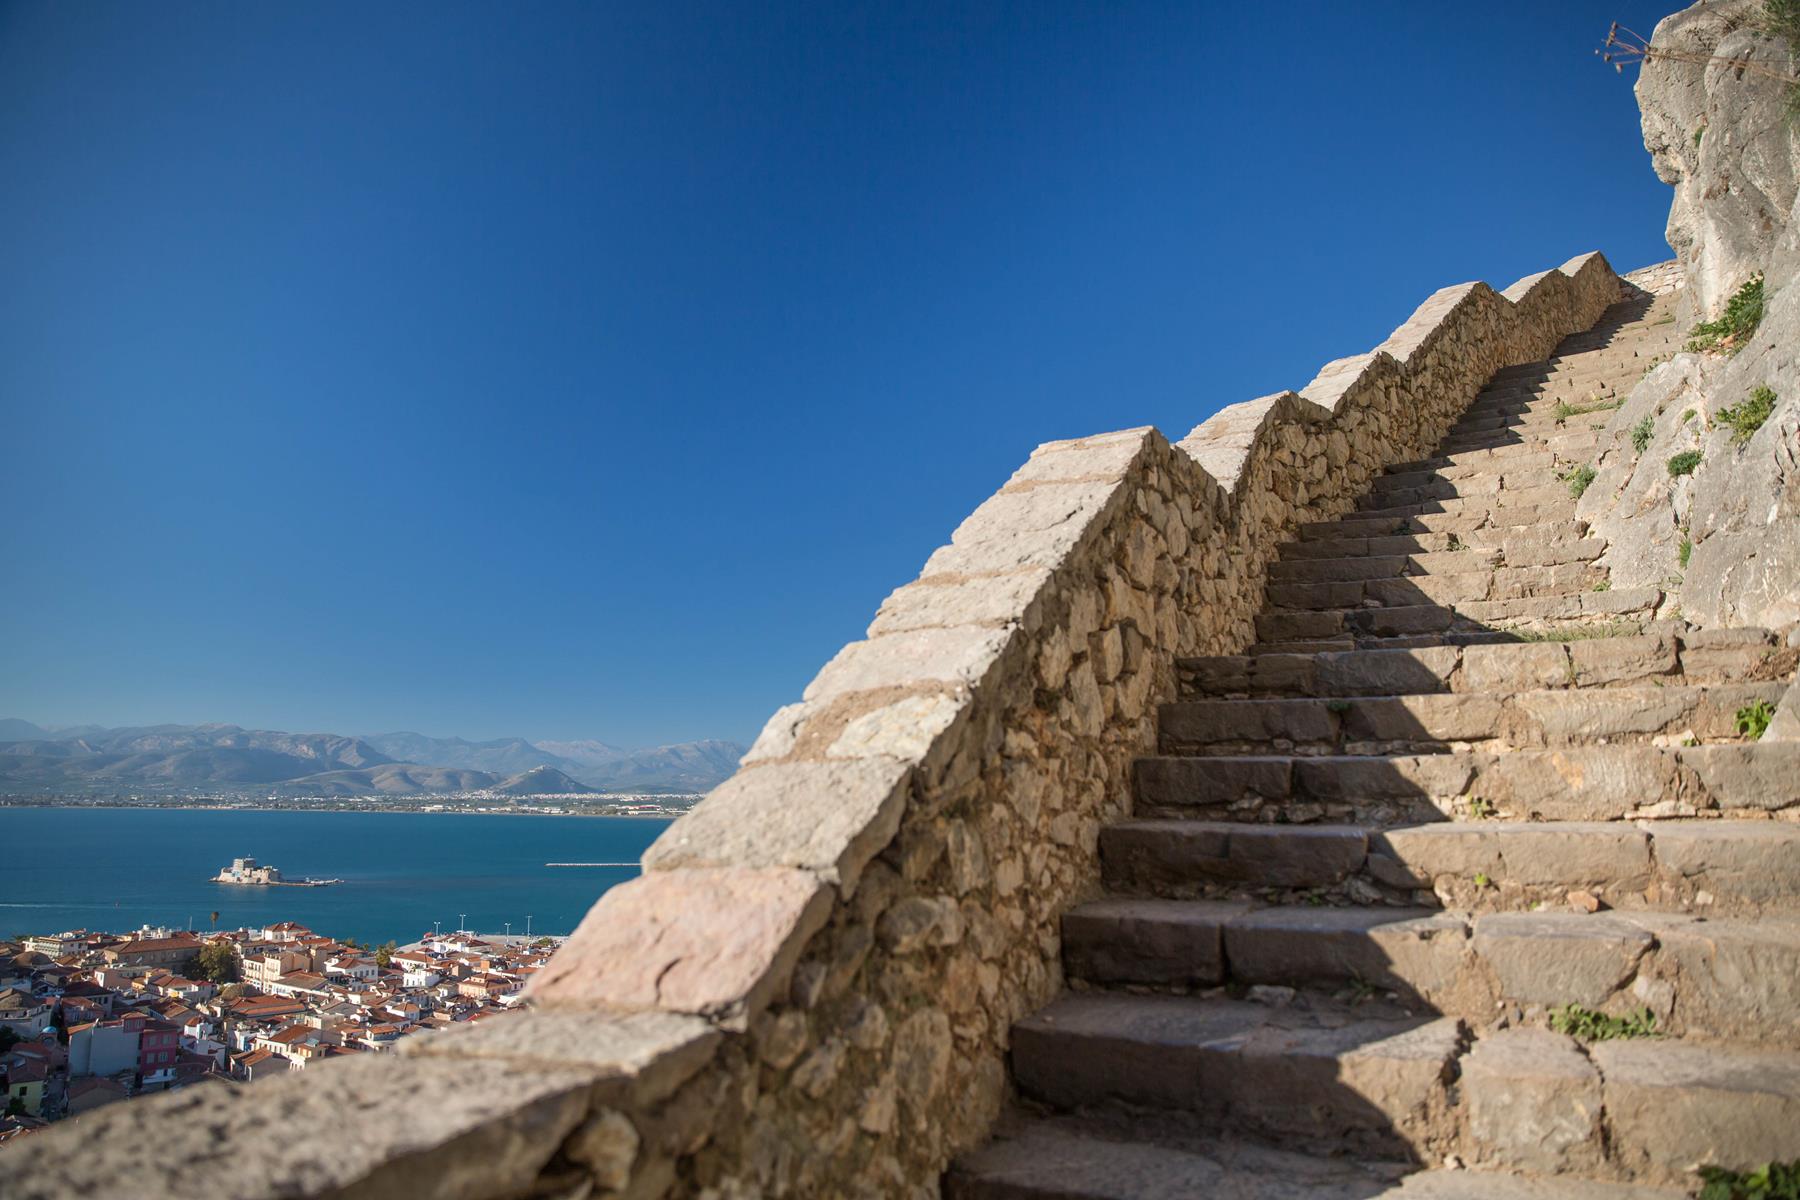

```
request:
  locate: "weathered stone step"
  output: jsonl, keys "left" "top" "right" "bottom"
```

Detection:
{"left": 1156, "top": 683, "right": 1784, "bottom": 755}
{"left": 1099, "top": 818, "right": 1800, "bottom": 916}
{"left": 1387, "top": 437, "right": 1594, "bottom": 476}
{"left": 945, "top": 1116, "right": 1688, "bottom": 1199}
{"left": 1366, "top": 468, "right": 1561, "bottom": 503}
{"left": 1272, "top": 544, "right": 1605, "bottom": 582}
{"left": 1462, "top": 1029, "right": 1800, "bottom": 1187}
{"left": 1355, "top": 479, "right": 1572, "bottom": 516}
{"left": 1179, "top": 629, "right": 1793, "bottom": 700}
{"left": 1133, "top": 743, "right": 1800, "bottom": 825}
{"left": 1010, "top": 992, "right": 1463, "bottom": 1158}
{"left": 1444, "top": 409, "right": 1622, "bottom": 441}
{"left": 1062, "top": 898, "right": 1800, "bottom": 1040}
{"left": 1253, "top": 589, "right": 1660, "bottom": 644}
{"left": 1298, "top": 503, "right": 1589, "bottom": 541}
{"left": 1433, "top": 428, "right": 1599, "bottom": 458}
{"left": 1278, "top": 529, "right": 1601, "bottom": 565}
{"left": 1265, "top": 563, "right": 1605, "bottom": 612}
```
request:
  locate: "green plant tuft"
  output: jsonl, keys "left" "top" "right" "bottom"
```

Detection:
{"left": 1697, "top": 1158, "right": 1800, "bottom": 1200}
{"left": 1555, "top": 397, "right": 1624, "bottom": 423}
{"left": 1549, "top": 1004, "right": 1658, "bottom": 1041}
{"left": 1630, "top": 415, "right": 1655, "bottom": 454}
{"left": 1737, "top": 699, "right": 1776, "bottom": 740}
{"left": 1719, "top": 386, "right": 1778, "bottom": 445}
{"left": 1668, "top": 450, "right": 1703, "bottom": 477}
{"left": 1679, "top": 537, "right": 1692, "bottom": 569}
{"left": 1562, "top": 464, "right": 1598, "bottom": 498}
{"left": 1687, "top": 274, "right": 1766, "bottom": 353}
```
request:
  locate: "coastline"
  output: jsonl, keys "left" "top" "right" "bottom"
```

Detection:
{"left": 0, "top": 799, "right": 692, "bottom": 820}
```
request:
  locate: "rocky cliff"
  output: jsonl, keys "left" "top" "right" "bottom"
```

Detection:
{"left": 1579, "top": 0, "right": 1800, "bottom": 628}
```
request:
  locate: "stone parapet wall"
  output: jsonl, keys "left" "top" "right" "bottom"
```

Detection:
{"left": 9, "top": 252, "right": 1624, "bottom": 1200}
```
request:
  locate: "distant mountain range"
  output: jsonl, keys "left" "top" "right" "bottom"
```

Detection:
{"left": 0, "top": 719, "right": 745, "bottom": 797}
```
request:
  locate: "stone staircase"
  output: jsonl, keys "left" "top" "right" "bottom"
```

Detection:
{"left": 946, "top": 291, "right": 1800, "bottom": 1197}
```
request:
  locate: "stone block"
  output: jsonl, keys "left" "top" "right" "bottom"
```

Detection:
{"left": 1595, "top": 1039, "right": 1800, "bottom": 1183}
{"left": 1314, "top": 647, "right": 1459, "bottom": 696}
{"left": 644, "top": 758, "right": 910, "bottom": 894}
{"left": 1462, "top": 643, "right": 1570, "bottom": 692}
{"left": 1649, "top": 820, "right": 1800, "bottom": 909}
{"left": 1568, "top": 635, "right": 1676, "bottom": 685}
{"left": 1620, "top": 912, "right": 1800, "bottom": 1039}
{"left": 1679, "top": 744, "right": 1800, "bottom": 813}
{"left": 804, "top": 625, "right": 1017, "bottom": 701}
{"left": 3, "top": 1052, "right": 596, "bottom": 1200}
{"left": 1222, "top": 907, "right": 1469, "bottom": 998}
{"left": 1463, "top": 1028, "right": 1603, "bottom": 1173}
{"left": 1471, "top": 913, "right": 1652, "bottom": 1006}
{"left": 1099, "top": 820, "right": 1365, "bottom": 891}
{"left": 868, "top": 568, "right": 1055, "bottom": 636}
{"left": 1470, "top": 747, "right": 1677, "bottom": 820}
{"left": 401, "top": 1009, "right": 720, "bottom": 1106}
{"left": 1374, "top": 822, "right": 1650, "bottom": 889}
{"left": 1062, "top": 899, "right": 1244, "bottom": 986}
{"left": 526, "top": 866, "right": 832, "bottom": 1024}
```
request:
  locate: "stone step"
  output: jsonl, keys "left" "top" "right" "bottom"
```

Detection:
{"left": 1061, "top": 898, "right": 1800, "bottom": 1040}
{"left": 1271, "top": 543, "right": 1605, "bottom": 581}
{"left": 1433, "top": 429, "right": 1600, "bottom": 458}
{"left": 1252, "top": 589, "right": 1661, "bottom": 644}
{"left": 1156, "top": 683, "right": 1784, "bottom": 755}
{"left": 1098, "top": 818, "right": 1800, "bottom": 917}
{"left": 1355, "top": 481, "right": 1573, "bottom": 516}
{"left": 1367, "top": 468, "right": 1562, "bottom": 502}
{"left": 1278, "top": 530, "right": 1602, "bottom": 565}
{"left": 1297, "top": 504, "right": 1590, "bottom": 541}
{"left": 1178, "top": 629, "right": 1793, "bottom": 700}
{"left": 944, "top": 1116, "right": 1689, "bottom": 1200}
{"left": 1009, "top": 991, "right": 1464, "bottom": 1159}
{"left": 1444, "top": 409, "right": 1622, "bottom": 440}
{"left": 1131, "top": 742, "right": 1800, "bottom": 826}
{"left": 1387, "top": 437, "right": 1594, "bottom": 476}
{"left": 1264, "top": 564, "right": 1605, "bottom": 612}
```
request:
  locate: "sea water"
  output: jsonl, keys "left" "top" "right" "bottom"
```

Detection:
{"left": 0, "top": 807, "right": 668, "bottom": 945}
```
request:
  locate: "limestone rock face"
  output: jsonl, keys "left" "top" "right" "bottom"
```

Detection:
{"left": 1579, "top": 0, "right": 1800, "bottom": 629}
{"left": 1636, "top": 0, "right": 1799, "bottom": 326}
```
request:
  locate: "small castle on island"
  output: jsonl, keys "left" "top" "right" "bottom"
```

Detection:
{"left": 211, "top": 856, "right": 338, "bottom": 887}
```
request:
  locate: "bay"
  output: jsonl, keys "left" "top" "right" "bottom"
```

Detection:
{"left": 0, "top": 807, "right": 668, "bottom": 946}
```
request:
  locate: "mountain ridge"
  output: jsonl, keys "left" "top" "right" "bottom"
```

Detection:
{"left": 0, "top": 718, "right": 745, "bottom": 796}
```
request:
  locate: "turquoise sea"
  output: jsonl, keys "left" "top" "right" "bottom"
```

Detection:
{"left": 0, "top": 807, "right": 668, "bottom": 946}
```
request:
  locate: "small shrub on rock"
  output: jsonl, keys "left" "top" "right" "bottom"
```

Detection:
{"left": 1697, "top": 1159, "right": 1800, "bottom": 1200}
{"left": 1686, "top": 273, "right": 1765, "bottom": 353}
{"left": 1718, "top": 386, "right": 1777, "bottom": 445}
{"left": 1668, "top": 450, "right": 1703, "bottom": 477}
{"left": 1549, "top": 1004, "right": 1657, "bottom": 1041}
{"left": 1630, "top": 414, "right": 1655, "bottom": 454}
{"left": 1737, "top": 699, "right": 1776, "bottom": 740}
{"left": 1562, "top": 464, "right": 1598, "bottom": 498}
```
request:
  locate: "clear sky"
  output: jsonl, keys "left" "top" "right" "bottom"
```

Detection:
{"left": 0, "top": 1, "right": 1683, "bottom": 747}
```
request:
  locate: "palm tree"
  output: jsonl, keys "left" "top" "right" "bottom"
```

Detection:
{"left": 209, "top": 910, "right": 220, "bottom": 931}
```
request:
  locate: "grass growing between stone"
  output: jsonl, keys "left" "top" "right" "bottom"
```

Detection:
{"left": 1669, "top": 449, "right": 1703, "bottom": 477}
{"left": 1554, "top": 397, "right": 1624, "bottom": 424}
{"left": 1549, "top": 1004, "right": 1657, "bottom": 1041}
{"left": 1679, "top": 537, "right": 1692, "bottom": 569}
{"left": 1687, "top": 273, "right": 1765, "bottom": 353}
{"left": 1719, "top": 386, "right": 1777, "bottom": 444}
{"left": 1630, "top": 414, "right": 1655, "bottom": 454}
{"left": 1697, "top": 1159, "right": 1800, "bottom": 1200}
{"left": 1737, "top": 699, "right": 1776, "bottom": 740}
{"left": 1562, "top": 463, "right": 1597, "bottom": 498}
{"left": 1509, "top": 621, "right": 1640, "bottom": 643}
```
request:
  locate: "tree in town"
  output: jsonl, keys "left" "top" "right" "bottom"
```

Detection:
{"left": 375, "top": 941, "right": 397, "bottom": 968}
{"left": 192, "top": 941, "right": 238, "bottom": 985}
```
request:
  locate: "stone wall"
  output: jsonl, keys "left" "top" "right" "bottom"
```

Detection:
{"left": 8, "top": 252, "right": 1625, "bottom": 1200}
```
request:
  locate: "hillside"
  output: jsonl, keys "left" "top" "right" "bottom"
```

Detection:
{"left": 0, "top": 719, "right": 743, "bottom": 796}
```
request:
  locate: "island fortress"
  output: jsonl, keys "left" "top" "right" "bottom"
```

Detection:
{"left": 211, "top": 857, "right": 339, "bottom": 888}
{"left": 16, "top": 8, "right": 1800, "bottom": 1188}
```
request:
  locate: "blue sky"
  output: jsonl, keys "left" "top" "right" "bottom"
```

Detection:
{"left": 0, "top": 2, "right": 1682, "bottom": 747}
